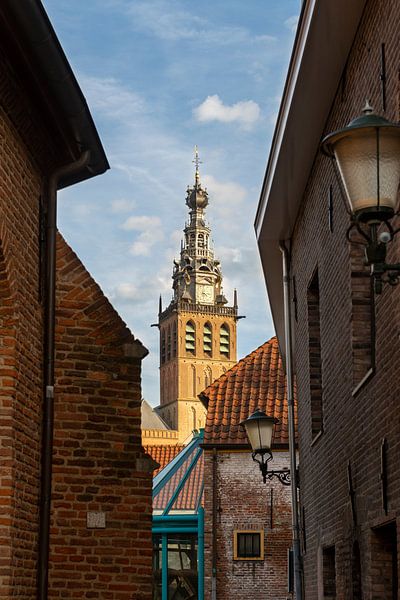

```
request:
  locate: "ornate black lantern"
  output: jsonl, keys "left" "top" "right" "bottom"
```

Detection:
{"left": 322, "top": 103, "right": 400, "bottom": 293}
{"left": 241, "top": 409, "right": 290, "bottom": 485}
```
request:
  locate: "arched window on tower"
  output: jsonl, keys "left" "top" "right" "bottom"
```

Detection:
{"left": 220, "top": 324, "right": 230, "bottom": 358}
{"left": 198, "top": 233, "right": 205, "bottom": 248}
{"left": 185, "top": 320, "right": 196, "bottom": 355}
{"left": 204, "top": 366, "right": 212, "bottom": 389}
{"left": 167, "top": 324, "right": 171, "bottom": 361}
{"left": 203, "top": 322, "right": 212, "bottom": 356}
{"left": 161, "top": 329, "right": 166, "bottom": 364}
{"left": 172, "top": 321, "right": 177, "bottom": 357}
{"left": 191, "top": 365, "right": 196, "bottom": 397}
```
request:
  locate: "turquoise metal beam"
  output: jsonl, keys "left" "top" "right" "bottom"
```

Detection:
{"left": 153, "top": 434, "right": 199, "bottom": 498}
{"left": 163, "top": 447, "right": 202, "bottom": 515}
{"left": 162, "top": 534, "right": 168, "bottom": 600}
{"left": 153, "top": 527, "right": 198, "bottom": 534}
{"left": 198, "top": 507, "right": 204, "bottom": 600}
{"left": 153, "top": 515, "right": 197, "bottom": 522}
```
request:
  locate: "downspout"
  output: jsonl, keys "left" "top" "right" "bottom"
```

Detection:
{"left": 279, "top": 241, "right": 303, "bottom": 600}
{"left": 38, "top": 150, "right": 90, "bottom": 600}
{"left": 211, "top": 447, "right": 217, "bottom": 600}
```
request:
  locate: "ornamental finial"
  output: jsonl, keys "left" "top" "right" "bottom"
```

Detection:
{"left": 192, "top": 145, "right": 202, "bottom": 185}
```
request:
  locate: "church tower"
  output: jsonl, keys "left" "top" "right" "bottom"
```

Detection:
{"left": 157, "top": 149, "right": 238, "bottom": 443}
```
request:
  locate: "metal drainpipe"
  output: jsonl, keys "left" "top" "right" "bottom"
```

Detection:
{"left": 279, "top": 241, "right": 303, "bottom": 600}
{"left": 211, "top": 447, "right": 217, "bottom": 600}
{"left": 38, "top": 150, "right": 90, "bottom": 600}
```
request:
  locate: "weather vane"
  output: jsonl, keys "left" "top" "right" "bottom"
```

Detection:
{"left": 192, "top": 145, "right": 202, "bottom": 183}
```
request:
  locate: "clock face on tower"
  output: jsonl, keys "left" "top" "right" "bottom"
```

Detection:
{"left": 196, "top": 284, "right": 214, "bottom": 304}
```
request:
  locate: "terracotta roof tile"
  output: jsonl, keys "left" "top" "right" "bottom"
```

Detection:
{"left": 144, "top": 444, "right": 184, "bottom": 475}
{"left": 201, "top": 337, "right": 297, "bottom": 447}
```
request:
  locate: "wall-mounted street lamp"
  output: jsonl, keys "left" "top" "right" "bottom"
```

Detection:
{"left": 241, "top": 408, "right": 291, "bottom": 486}
{"left": 322, "top": 102, "right": 400, "bottom": 293}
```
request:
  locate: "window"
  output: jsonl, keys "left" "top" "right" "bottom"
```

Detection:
{"left": 167, "top": 325, "right": 171, "bottom": 362}
{"left": 220, "top": 324, "right": 230, "bottom": 358}
{"left": 350, "top": 241, "right": 375, "bottom": 393}
{"left": 203, "top": 322, "right": 212, "bottom": 355}
{"left": 233, "top": 530, "right": 264, "bottom": 561}
{"left": 371, "top": 522, "right": 398, "bottom": 599}
{"left": 185, "top": 321, "right": 196, "bottom": 354}
{"left": 323, "top": 546, "right": 336, "bottom": 599}
{"left": 351, "top": 541, "right": 362, "bottom": 600}
{"left": 172, "top": 321, "right": 177, "bottom": 357}
{"left": 161, "top": 329, "right": 166, "bottom": 364}
{"left": 204, "top": 366, "right": 212, "bottom": 389}
{"left": 307, "top": 270, "right": 323, "bottom": 440}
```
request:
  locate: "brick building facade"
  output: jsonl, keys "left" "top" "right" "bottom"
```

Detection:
{"left": 201, "top": 339, "right": 293, "bottom": 600}
{"left": 256, "top": 0, "right": 400, "bottom": 597}
{"left": 0, "top": 2, "right": 153, "bottom": 598}
{"left": 51, "top": 235, "right": 153, "bottom": 599}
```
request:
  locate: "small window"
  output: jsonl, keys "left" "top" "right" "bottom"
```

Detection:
{"left": 234, "top": 530, "right": 264, "bottom": 561}
{"left": 203, "top": 322, "right": 212, "bottom": 355}
{"left": 323, "top": 546, "right": 336, "bottom": 599}
{"left": 172, "top": 321, "right": 177, "bottom": 357}
{"left": 307, "top": 270, "right": 323, "bottom": 439}
{"left": 185, "top": 321, "right": 196, "bottom": 354}
{"left": 167, "top": 325, "right": 171, "bottom": 361}
{"left": 220, "top": 324, "right": 230, "bottom": 358}
{"left": 161, "top": 329, "right": 166, "bottom": 364}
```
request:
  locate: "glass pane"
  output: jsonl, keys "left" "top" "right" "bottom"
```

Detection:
{"left": 167, "top": 534, "right": 198, "bottom": 600}
{"left": 152, "top": 535, "right": 162, "bottom": 600}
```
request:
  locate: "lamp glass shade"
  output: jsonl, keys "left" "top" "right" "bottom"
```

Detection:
{"left": 241, "top": 409, "right": 277, "bottom": 454}
{"left": 332, "top": 127, "right": 400, "bottom": 217}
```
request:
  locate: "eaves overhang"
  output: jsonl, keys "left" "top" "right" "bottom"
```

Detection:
{"left": 254, "top": 0, "right": 367, "bottom": 351}
{"left": 0, "top": 0, "right": 109, "bottom": 189}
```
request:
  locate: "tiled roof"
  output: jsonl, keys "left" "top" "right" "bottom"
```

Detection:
{"left": 152, "top": 433, "right": 204, "bottom": 514}
{"left": 145, "top": 444, "right": 184, "bottom": 476}
{"left": 201, "top": 337, "right": 296, "bottom": 447}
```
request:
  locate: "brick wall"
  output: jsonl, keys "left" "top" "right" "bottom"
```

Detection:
{"left": 203, "top": 449, "right": 292, "bottom": 600}
{"left": 0, "top": 64, "right": 45, "bottom": 596}
{"left": 50, "top": 234, "right": 153, "bottom": 599}
{"left": 290, "top": 0, "right": 400, "bottom": 597}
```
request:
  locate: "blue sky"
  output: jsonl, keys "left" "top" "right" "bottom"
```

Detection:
{"left": 43, "top": 0, "right": 299, "bottom": 405}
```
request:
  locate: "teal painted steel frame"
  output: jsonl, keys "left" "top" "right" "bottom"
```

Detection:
{"left": 152, "top": 431, "right": 204, "bottom": 599}
{"left": 163, "top": 447, "right": 202, "bottom": 515}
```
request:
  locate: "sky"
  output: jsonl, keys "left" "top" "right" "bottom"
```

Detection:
{"left": 43, "top": 0, "right": 299, "bottom": 406}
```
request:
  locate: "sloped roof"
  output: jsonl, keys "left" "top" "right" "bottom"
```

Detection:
{"left": 145, "top": 444, "right": 184, "bottom": 476}
{"left": 200, "top": 337, "right": 295, "bottom": 447}
{"left": 141, "top": 400, "right": 169, "bottom": 430}
{"left": 152, "top": 433, "right": 204, "bottom": 514}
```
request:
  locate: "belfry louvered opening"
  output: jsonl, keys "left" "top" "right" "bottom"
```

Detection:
{"left": 185, "top": 320, "right": 196, "bottom": 354}
{"left": 203, "top": 322, "right": 212, "bottom": 356}
{"left": 220, "top": 324, "right": 230, "bottom": 358}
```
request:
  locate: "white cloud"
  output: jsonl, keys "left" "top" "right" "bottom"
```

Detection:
{"left": 284, "top": 15, "right": 299, "bottom": 34}
{"left": 194, "top": 95, "right": 260, "bottom": 127}
{"left": 122, "top": 215, "right": 161, "bottom": 231}
{"left": 111, "top": 198, "right": 137, "bottom": 212}
{"left": 202, "top": 174, "right": 246, "bottom": 218}
{"left": 79, "top": 75, "right": 146, "bottom": 120}
{"left": 125, "top": 0, "right": 275, "bottom": 46}
{"left": 121, "top": 215, "right": 164, "bottom": 256}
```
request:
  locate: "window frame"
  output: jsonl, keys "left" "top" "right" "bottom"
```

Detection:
{"left": 233, "top": 530, "right": 264, "bottom": 561}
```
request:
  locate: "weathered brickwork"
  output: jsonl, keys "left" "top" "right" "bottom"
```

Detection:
{"left": 50, "top": 235, "right": 153, "bottom": 599}
{"left": 203, "top": 450, "right": 292, "bottom": 600}
{"left": 0, "top": 32, "right": 153, "bottom": 597}
{"left": 0, "top": 101, "right": 44, "bottom": 597}
{"left": 291, "top": 0, "right": 400, "bottom": 597}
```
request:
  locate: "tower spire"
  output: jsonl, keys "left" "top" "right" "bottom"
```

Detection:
{"left": 192, "top": 145, "right": 202, "bottom": 186}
